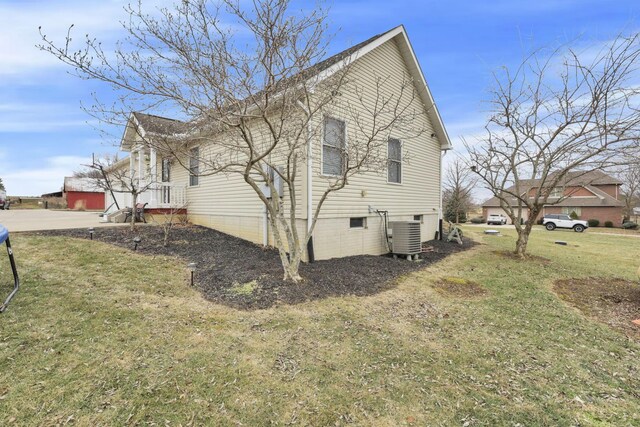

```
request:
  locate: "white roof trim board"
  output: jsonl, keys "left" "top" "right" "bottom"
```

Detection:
{"left": 314, "top": 25, "right": 452, "bottom": 150}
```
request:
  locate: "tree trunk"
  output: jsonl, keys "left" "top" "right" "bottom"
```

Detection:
{"left": 283, "top": 255, "right": 302, "bottom": 282}
{"left": 269, "top": 214, "right": 303, "bottom": 283}
{"left": 514, "top": 220, "right": 535, "bottom": 257}
{"left": 130, "top": 192, "right": 137, "bottom": 232}
{"left": 514, "top": 231, "right": 529, "bottom": 257}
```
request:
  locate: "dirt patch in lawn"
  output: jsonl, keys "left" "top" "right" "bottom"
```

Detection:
{"left": 554, "top": 277, "right": 640, "bottom": 340}
{"left": 492, "top": 250, "right": 551, "bottom": 265}
{"left": 432, "top": 276, "right": 487, "bottom": 298}
{"left": 31, "top": 225, "right": 474, "bottom": 310}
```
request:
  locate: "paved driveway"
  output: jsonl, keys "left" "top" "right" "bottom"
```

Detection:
{"left": 0, "top": 209, "right": 125, "bottom": 232}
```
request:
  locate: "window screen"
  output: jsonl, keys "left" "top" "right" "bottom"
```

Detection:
{"left": 161, "top": 158, "right": 171, "bottom": 182}
{"left": 388, "top": 138, "right": 402, "bottom": 183}
{"left": 323, "top": 117, "right": 346, "bottom": 176}
{"left": 189, "top": 147, "right": 199, "bottom": 186}
{"left": 350, "top": 217, "right": 365, "bottom": 228}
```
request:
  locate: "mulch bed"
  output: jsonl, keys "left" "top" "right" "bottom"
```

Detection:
{"left": 31, "top": 225, "right": 474, "bottom": 310}
{"left": 554, "top": 277, "right": 640, "bottom": 340}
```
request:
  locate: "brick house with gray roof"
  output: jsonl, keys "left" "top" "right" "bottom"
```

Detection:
{"left": 481, "top": 170, "right": 625, "bottom": 226}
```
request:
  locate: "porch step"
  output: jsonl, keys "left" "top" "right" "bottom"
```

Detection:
{"left": 106, "top": 208, "right": 129, "bottom": 223}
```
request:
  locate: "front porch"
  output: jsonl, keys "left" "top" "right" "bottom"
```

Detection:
{"left": 138, "top": 183, "right": 187, "bottom": 210}
{"left": 105, "top": 144, "right": 188, "bottom": 214}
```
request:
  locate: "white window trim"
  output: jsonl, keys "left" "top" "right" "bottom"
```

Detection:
{"left": 386, "top": 138, "right": 403, "bottom": 185}
{"left": 561, "top": 206, "right": 582, "bottom": 216}
{"left": 320, "top": 115, "right": 348, "bottom": 178}
{"left": 549, "top": 187, "right": 563, "bottom": 198}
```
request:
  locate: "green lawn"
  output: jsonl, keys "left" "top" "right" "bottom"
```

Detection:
{"left": 0, "top": 228, "right": 639, "bottom": 425}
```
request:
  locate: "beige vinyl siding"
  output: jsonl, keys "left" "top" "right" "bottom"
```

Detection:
{"left": 182, "top": 116, "right": 306, "bottom": 220}
{"left": 311, "top": 213, "right": 438, "bottom": 260}
{"left": 310, "top": 38, "right": 441, "bottom": 220}
{"left": 185, "top": 143, "right": 264, "bottom": 218}
{"left": 133, "top": 34, "right": 445, "bottom": 259}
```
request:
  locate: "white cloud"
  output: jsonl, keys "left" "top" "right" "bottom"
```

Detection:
{"left": 3, "top": 155, "right": 91, "bottom": 196}
{"left": 0, "top": 0, "right": 178, "bottom": 79}
{"left": 0, "top": 102, "right": 96, "bottom": 132}
{"left": 0, "top": 1, "right": 124, "bottom": 77}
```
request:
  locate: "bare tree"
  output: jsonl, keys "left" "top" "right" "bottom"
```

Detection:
{"left": 443, "top": 158, "right": 476, "bottom": 223}
{"left": 466, "top": 35, "right": 640, "bottom": 256}
{"left": 617, "top": 160, "right": 640, "bottom": 219}
{"left": 73, "top": 167, "right": 103, "bottom": 179}
{"left": 152, "top": 202, "right": 189, "bottom": 247}
{"left": 90, "top": 155, "right": 155, "bottom": 231}
{"left": 38, "top": 0, "right": 425, "bottom": 281}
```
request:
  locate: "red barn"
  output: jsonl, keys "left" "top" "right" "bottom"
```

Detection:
{"left": 64, "top": 177, "right": 105, "bottom": 210}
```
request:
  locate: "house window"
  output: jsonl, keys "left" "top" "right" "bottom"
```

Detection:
{"left": 413, "top": 214, "right": 423, "bottom": 222}
{"left": 562, "top": 207, "right": 581, "bottom": 217}
{"left": 322, "top": 117, "right": 346, "bottom": 176}
{"left": 161, "top": 158, "right": 171, "bottom": 182}
{"left": 350, "top": 217, "right": 366, "bottom": 228}
{"left": 387, "top": 138, "right": 402, "bottom": 183}
{"left": 189, "top": 147, "right": 199, "bottom": 186}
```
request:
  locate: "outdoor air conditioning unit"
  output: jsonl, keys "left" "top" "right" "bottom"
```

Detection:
{"left": 389, "top": 221, "right": 421, "bottom": 260}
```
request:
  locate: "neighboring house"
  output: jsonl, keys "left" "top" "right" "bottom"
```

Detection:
{"left": 482, "top": 170, "right": 625, "bottom": 226}
{"left": 110, "top": 26, "right": 452, "bottom": 260}
{"left": 63, "top": 177, "right": 105, "bottom": 210}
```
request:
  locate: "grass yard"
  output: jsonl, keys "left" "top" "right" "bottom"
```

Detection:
{"left": 0, "top": 227, "right": 639, "bottom": 425}
{"left": 589, "top": 227, "right": 640, "bottom": 236}
{"left": 5, "top": 197, "right": 44, "bottom": 210}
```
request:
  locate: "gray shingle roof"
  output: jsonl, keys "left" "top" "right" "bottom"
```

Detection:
{"left": 559, "top": 170, "right": 622, "bottom": 186}
{"left": 129, "top": 27, "right": 401, "bottom": 137}
{"left": 131, "top": 112, "right": 188, "bottom": 136}
{"left": 63, "top": 177, "right": 104, "bottom": 193}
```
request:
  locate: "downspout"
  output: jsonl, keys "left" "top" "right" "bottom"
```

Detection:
{"left": 297, "top": 100, "right": 315, "bottom": 262}
{"left": 306, "top": 118, "right": 315, "bottom": 263}
{"left": 439, "top": 149, "right": 448, "bottom": 240}
{"left": 263, "top": 204, "right": 269, "bottom": 247}
{"left": 261, "top": 163, "right": 269, "bottom": 247}
{"left": 306, "top": 121, "right": 313, "bottom": 234}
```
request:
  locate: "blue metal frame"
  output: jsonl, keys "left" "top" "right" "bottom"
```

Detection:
{"left": 0, "top": 225, "right": 20, "bottom": 313}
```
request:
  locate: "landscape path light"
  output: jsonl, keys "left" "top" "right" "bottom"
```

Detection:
{"left": 133, "top": 236, "right": 142, "bottom": 251}
{"left": 188, "top": 262, "right": 197, "bottom": 287}
{"left": 88, "top": 227, "right": 94, "bottom": 240}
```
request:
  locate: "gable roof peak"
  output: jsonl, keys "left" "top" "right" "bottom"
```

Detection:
{"left": 120, "top": 25, "right": 452, "bottom": 150}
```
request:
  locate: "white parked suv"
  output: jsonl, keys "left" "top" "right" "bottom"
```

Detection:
{"left": 543, "top": 214, "right": 588, "bottom": 232}
{"left": 487, "top": 214, "right": 507, "bottom": 225}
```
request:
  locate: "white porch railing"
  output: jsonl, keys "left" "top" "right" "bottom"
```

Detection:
{"left": 156, "top": 183, "right": 187, "bottom": 209}
{"left": 138, "top": 183, "right": 187, "bottom": 209}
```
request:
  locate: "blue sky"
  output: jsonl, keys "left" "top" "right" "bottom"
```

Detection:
{"left": 1, "top": 0, "right": 638, "bottom": 195}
